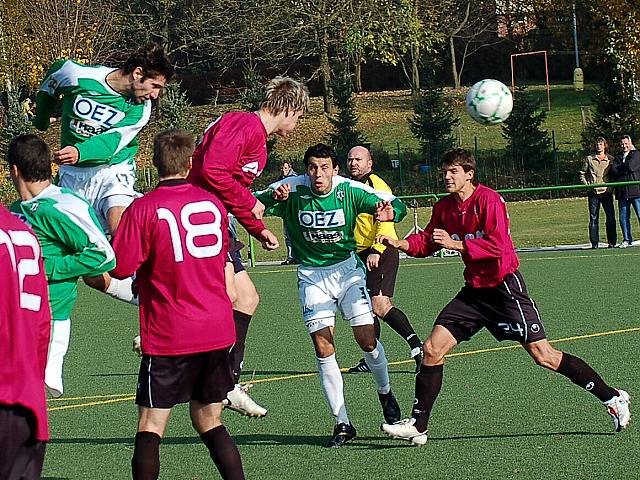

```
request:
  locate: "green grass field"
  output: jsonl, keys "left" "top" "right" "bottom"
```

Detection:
{"left": 43, "top": 248, "right": 639, "bottom": 479}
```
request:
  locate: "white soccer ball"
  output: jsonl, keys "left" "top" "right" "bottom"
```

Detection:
{"left": 466, "top": 79, "right": 513, "bottom": 125}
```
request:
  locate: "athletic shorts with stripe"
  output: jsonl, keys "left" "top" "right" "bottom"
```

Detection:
{"left": 357, "top": 247, "right": 399, "bottom": 297}
{"left": 136, "top": 347, "right": 234, "bottom": 409}
{"left": 435, "top": 270, "right": 547, "bottom": 344}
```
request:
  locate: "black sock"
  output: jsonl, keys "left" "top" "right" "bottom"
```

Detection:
{"left": 374, "top": 316, "right": 381, "bottom": 340}
{"left": 382, "top": 307, "right": 421, "bottom": 350}
{"left": 230, "top": 311, "right": 252, "bottom": 383}
{"left": 412, "top": 364, "right": 443, "bottom": 432}
{"left": 200, "top": 426, "right": 245, "bottom": 480}
{"left": 132, "top": 431, "right": 161, "bottom": 480}
{"left": 556, "top": 353, "right": 618, "bottom": 402}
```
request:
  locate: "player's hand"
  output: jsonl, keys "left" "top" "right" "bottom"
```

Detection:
{"left": 54, "top": 145, "right": 80, "bottom": 165}
{"left": 366, "top": 252, "right": 381, "bottom": 271}
{"left": 432, "top": 228, "right": 463, "bottom": 251}
{"left": 273, "top": 184, "right": 291, "bottom": 201}
{"left": 374, "top": 201, "right": 394, "bottom": 222}
{"left": 259, "top": 229, "right": 279, "bottom": 251}
{"left": 251, "top": 199, "right": 266, "bottom": 220}
{"left": 376, "top": 235, "right": 398, "bottom": 248}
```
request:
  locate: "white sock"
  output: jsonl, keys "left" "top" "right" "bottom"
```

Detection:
{"left": 45, "top": 318, "right": 71, "bottom": 398}
{"left": 316, "top": 354, "right": 349, "bottom": 424}
{"left": 106, "top": 277, "right": 139, "bottom": 305}
{"left": 363, "top": 340, "right": 391, "bottom": 395}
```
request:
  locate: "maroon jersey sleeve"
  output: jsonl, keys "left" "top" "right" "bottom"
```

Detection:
{"left": 191, "top": 113, "right": 267, "bottom": 237}
{"left": 0, "top": 207, "right": 51, "bottom": 441}
{"left": 111, "top": 198, "right": 150, "bottom": 279}
{"left": 462, "top": 190, "right": 512, "bottom": 260}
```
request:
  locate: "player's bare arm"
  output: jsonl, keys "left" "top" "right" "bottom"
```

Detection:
{"left": 54, "top": 145, "right": 80, "bottom": 165}
{"left": 376, "top": 235, "right": 409, "bottom": 252}
{"left": 432, "top": 228, "right": 464, "bottom": 252}
{"left": 251, "top": 198, "right": 266, "bottom": 220}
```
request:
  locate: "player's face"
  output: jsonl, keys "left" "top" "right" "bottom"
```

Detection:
{"left": 131, "top": 71, "right": 167, "bottom": 103}
{"left": 275, "top": 110, "right": 303, "bottom": 137}
{"left": 307, "top": 156, "right": 338, "bottom": 195}
{"left": 347, "top": 150, "right": 372, "bottom": 179}
{"left": 442, "top": 164, "right": 473, "bottom": 194}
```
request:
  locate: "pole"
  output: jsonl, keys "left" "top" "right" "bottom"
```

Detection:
{"left": 572, "top": 3, "right": 580, "bottom": 68}
{"left": 397, "top": 142, "right": 404, "bottom": 195}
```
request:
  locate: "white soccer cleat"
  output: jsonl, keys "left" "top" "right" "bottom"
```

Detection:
{"left": 224, "top": 384, "right": 267, "bottom": 417}
{"left": 604, "top": 389, "right": 631, "bottom": 432}
{"left": 132, "top": 335, "right": 142, "bottom": 357}
{"left": 381, "top": 417, "right": 428, "bottom": 446}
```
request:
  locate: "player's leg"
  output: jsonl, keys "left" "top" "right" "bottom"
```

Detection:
{"left": 0, "top": 405, "right": 46, "bottom": 480}
{"left": 522, "top": 340, "right": 630, "bottom": 431}
{"left": 45, "top": 318, "right": 71, "bottom": 397}
{"left": 223, "top": 251, "right": 266, "bottom": 418}
{"left": 133, "top": 407, "right": 171, "bottom": 480}
{"left": 191, "top": 348, "right": 244, "bottom": 479}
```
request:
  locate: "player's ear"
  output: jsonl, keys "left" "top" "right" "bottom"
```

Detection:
{"left": 132, "top": 66, "right": 144, "bottom": 81}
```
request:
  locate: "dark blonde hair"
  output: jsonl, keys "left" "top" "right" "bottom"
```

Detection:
{"left": 595, "top": 137, "right": 608, "bottom": 153}
{"left": 152, "top": 129, "right": 194, "bottom": 177}
{"left": 261, "top": 76, "right": 310, "bottom": 116}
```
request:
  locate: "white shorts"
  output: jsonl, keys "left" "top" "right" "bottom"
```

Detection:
{"left": 297, "top": 254, "right": 375, "bottom": 334}
{"left": 58, "top": 162, "right": 139, "bottom": 231}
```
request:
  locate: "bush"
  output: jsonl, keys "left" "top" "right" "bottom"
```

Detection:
{"left": 156, "top": 82, "right": 197, "bottom": 134}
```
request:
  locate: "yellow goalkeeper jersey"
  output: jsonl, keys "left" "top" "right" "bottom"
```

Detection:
{"left": 353, "top": 172, "right": 398, "bottom": 253}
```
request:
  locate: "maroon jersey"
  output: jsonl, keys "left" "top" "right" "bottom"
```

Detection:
{"left": 0, "top": 206, "right": 51, "bottom": 441}
{"left": 189, "top": 111, "right": 268, "bottom": 238}
{"left": 111, "top": 180, "right": 235, "bottom": 356}
{"left": 406, "top": 184, "right": 519, "bottom": 288}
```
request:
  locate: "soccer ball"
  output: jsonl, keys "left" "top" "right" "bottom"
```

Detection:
{"left": 466, "top": 79, "right": 513, "bottom": 125}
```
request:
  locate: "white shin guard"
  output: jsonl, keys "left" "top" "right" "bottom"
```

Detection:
{"left": 316, "top": 354, "right": 349, "bottom": 425}
{"left": 363, "top": 340, "right": 391, "bottom": 395}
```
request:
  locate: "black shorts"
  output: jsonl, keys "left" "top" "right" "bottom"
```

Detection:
{"left": 226, "top": 238, "right": 246, "bottom": 273}
{"left": 435, "top": 270, "right": 547, "bottom": 344}
{"left": 0, "top": 405, "right": 46, "bottom": 480}
{"left": 136, "top": 347, "right": 234, "bottom": 409}
{"left": 358, "top": 248, "right": 399, "bottom": 297}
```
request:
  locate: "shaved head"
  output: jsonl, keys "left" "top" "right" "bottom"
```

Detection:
{"left": 347, "top": 145, "right": 373, "bottom": 179}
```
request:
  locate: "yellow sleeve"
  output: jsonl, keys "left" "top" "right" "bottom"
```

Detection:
{"left": 370, "top": 175, "right": 398, "bottom": 253}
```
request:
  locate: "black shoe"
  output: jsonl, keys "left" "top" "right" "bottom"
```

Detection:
{"left": 378, "top": 391, "right": 401, "bottom": 424}
{"left": 325, "top": 422, "right": 357, "bottom": 448}
{"left": 347, "top": 358, "right": 371, "bottom": 374}
{"left": 413, "top": 351, "right": 424, "bottom": 374}
{"left": 281, "top": 258, "right": 295, "bottom": 265}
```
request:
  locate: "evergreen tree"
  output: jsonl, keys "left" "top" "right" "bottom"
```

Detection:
{"left": 156, "top": 81, "right": 197, "bottom": 134}
{"left": 581, "top": 63, "right": 640, "bottom": 152}
{"left": 502, "top": 87, "right": 550, "bottom": 171}
{"left": 327, "top": 65, "right": 366, "bottom": 160}
{"left": 0, "top": 89, "right": 31, "bottom": 155}
{"left": 409, "top": 67, "right": 459, "bottom": 164}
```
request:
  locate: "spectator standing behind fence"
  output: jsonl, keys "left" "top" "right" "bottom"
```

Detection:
{"left": 278, "top": 160, "right": 299, "bottom": 265}
{"left": 579, "top": 137, "right": 617, "bottom": 248}
{"left": 610, "top": 135, "right": 640, "bottom": 248}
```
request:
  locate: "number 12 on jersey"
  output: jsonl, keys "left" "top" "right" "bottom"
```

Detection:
{"left": 157, "top": 201, "right": 224, "bottom": 262}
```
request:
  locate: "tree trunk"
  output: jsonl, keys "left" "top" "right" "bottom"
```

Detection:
{"left": 411, "top": 43, "right": 420, "bottom": 98}
{"left": 354, "top": 55, "right": 362, "bottom": 92}
{"left": 449, "top": 36, "right": 460, "bottom": 90}
{"left": 320, "top": 26, "right": 334, "bottom": 114}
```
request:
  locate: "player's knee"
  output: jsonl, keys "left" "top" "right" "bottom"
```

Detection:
{"left": 371, "top": 296, "right": 392, "bottom": 317}
{"left": 422, "top": 338, "right": 446, "bottom": 364}
{"left": 234, "top": 291, "right": 259, "bottom": 314}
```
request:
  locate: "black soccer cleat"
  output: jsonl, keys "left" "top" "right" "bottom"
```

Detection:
{"left": 347, "top": 357, "right": 371, "bottom": 374}
{"left": 413, "top": 350, "right": 424, "bottom": 374}
{"left": 325, "top": 422, "right": 357, "bottom": 448}
{"left": 379, "top": 391, "right": 401, "bottom": 424}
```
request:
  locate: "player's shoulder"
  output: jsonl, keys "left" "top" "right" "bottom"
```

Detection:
{"left": 0, "top": 204, "right": 32, "bottom": 232}
{"left": 474, "top": 184, "right": 505, "bottom": 204}
{"left": 369, "top": 173, "right": 392, "bottom": 191}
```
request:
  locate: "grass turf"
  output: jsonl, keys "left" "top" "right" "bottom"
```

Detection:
{"left": 43, "top": 248, "right": 639, "bottom": 479}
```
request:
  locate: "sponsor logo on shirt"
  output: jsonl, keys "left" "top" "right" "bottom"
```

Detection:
{"left": 71, "top": 95, "right": 125, "bottom": 137}
{"left": 302, "top": 230, "right": 343, "bottom": 243}
{"left": 241, "top": 161, "right": 261, "bottom": 176}
{"left": 298, "top": 209, "right": 345, "bottom": 228}
{"left": 451, "top": 231, "right": 484, "bottom": 241}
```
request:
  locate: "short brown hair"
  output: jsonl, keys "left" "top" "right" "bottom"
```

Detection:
{"left": 261, "top": 76, "right": 310, "bottom": 116}
{"left": 595, "top": 136, "right": 608, "bottom": 152}
{"left": 152, "top": 129, "right": 194, "bottom": 177}
{"left": 441, "top": 148, "right": 476, "bottom": 173}
{"left": 123, "top": 43, "right": 174, "bottom": 81}
{"left": 6, "top": 134, "right": 52, "bottom": 182}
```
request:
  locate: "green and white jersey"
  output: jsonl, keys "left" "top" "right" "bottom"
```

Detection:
{"left": 34, "top": 59, "right": 151, "bottom": 167}
{"left": 10, "top": 185, "right": 115, "bottom": 320}
{"left": 257, "top": 175, "right": 407, "bottom": 267}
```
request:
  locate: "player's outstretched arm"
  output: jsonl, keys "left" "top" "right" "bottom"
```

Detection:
{"left": 376, "top": 234, "right": 409, "bottom": 252}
